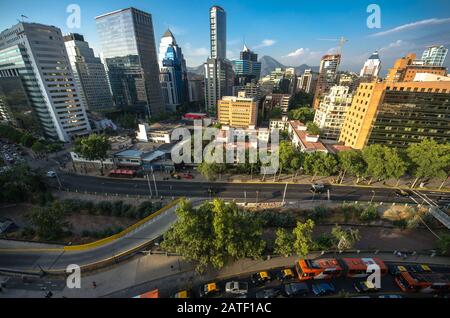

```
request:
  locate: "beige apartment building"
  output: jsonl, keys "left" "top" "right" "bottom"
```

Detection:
{"left": 217, "top": 95, "right": 258, "bottom": 128}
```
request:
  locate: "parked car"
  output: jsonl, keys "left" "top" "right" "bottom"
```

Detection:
{"left": 277, "top": 268, "right": 295, "bottom": 281}
{"left": 172, "top": 290, "right": 191, "bottom": 298}
{"left": 388, "top": 265, "right": 409, "bottom": 275}
{"left": 255, "top": 288, "right": 280, "bottom": 299}
{"left": 182, "top": 173, "right": 194, "bottom": 179}
{"left": 251, "top": 271, "right": 272, "bottom": 286}
{"left": 283, "top": 283, "right": 309, "bottom": 297}
{"left": 225, "top": 281, "right": 249, "bottom": 295}
{"left": 171, "top": 173, "right": 181, "bottom": 180}
{"left": 353, "top": 281, "right": 380, "bottom": 293}
{"left": 312, "top": 283, "right": 336, "bottom": 296}
{"left": 199, "top": 282, "right": 220, "bottom": 298}
{"left": 409, "top": 264, "right": 432, "bottom": 273}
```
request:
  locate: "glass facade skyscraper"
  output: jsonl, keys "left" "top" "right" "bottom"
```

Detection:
{"left": 233, "top": 45, "right": 261, "bottom": 85}
{"left": 95, "top": 7, "right": 164, "bottom": 118}
{"left": 210, "top": 6, "right": 226, "bottom": 60}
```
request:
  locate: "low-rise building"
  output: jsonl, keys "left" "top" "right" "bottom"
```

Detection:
{"left": 217, "top": 96, "right": 258, "bottom": 129}
{"left": 288, "top": 120, "right": 328, "bottom": 153}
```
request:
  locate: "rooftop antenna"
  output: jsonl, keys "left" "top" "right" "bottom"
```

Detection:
{"left": 317, "top": 36, "right": 348, "bottom": 55}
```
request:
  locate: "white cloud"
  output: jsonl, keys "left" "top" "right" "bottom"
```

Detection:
{"left": 379, "top": 40, "right": 406, "bottom": 52}
{"left": 183, "top": 43, "right": 209, "bottom": 66}
{"left": 370, "top": 17, "right": 450, "bottom": 37}
{"left": 284, "top": 48, "right": 310, "bottom": 57}
{"left": 280, "top": 48, "right": 322, "bottom": 65}
{"left": 254, "top": 39, "right": 276, "bottom": 49}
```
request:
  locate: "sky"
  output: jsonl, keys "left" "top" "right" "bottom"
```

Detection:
{"left": 1, "top": 0, "right": 450, "bottom": 74}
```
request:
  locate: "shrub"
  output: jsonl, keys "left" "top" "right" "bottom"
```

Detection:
{"left": 315, "top": 234, "right": 334, "bottom": 250}
{"left": 257, "top": 211, "right": 296, "bottom": 228}
{"left": 393, "top": 219, "right": 407, "bottom": 229}
{"left": 96, "top": 201, "right": 113, "bottom": 215}
{"left": 359, "top": 205, "right": 379, "bottom": 222}
{"left": 307, "top": 206, "right": 330, "bottom": 222}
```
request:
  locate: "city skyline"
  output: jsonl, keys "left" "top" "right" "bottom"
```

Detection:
{"left": 0, "top": 0, "right": 449, "bottom": 74}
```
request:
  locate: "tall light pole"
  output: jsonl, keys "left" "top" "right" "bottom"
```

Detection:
{"left": 146, "top": 174, "right": 153, "bottom": 198}
{"left": 256, "top": 190, "right": 259, "bottom": 205}
{"left": 152, "top": 169, "right": 159, "bottom": 197}
{"left": 282, "top": 183, "right": 288, "bottom": 206}
{"left": 370, "top": 190, "right": 376, "bottom": 204}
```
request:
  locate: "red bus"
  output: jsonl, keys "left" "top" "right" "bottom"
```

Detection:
{"left": 340, "top": 257, "right": 388, "bottom": 278}
{"left": 295, "top": 258, "right": 343, "bottom": 281}
{"left": 109, "top": 169, "right": 136, "bottom": 178}
{"left": 395, "top": 271, "right": 450, "bottom": 294}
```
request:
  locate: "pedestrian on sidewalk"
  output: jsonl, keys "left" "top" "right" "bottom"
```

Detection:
{"left": 92, "top": 281, "right": 97, "bottom": 289}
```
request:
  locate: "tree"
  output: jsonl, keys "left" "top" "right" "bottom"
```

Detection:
{"left": 29, "top": 201, "right": 70, "bottom": 240}
{"left": 304, "top": 153, "right": 338, "bottom": 181}
{"left": 31, "top": 141, "right": 46, "bottom": 155}
{"left": 268, "top": 108, "right": 282, "bottom": 119}
{"left": 198, "top": 162, "right": 227, "bottom": 181}
{"left": 384, "top": 147, "right": 408, "bottom": 185}
{"left": 274, "top": 228, "right": 294, "bottom": 257}
{"left": 306, "top": 122, "right": 321, "bottom": 136}
{"left": 407, "top": 139, "right": 450, "bottom": 188}
{"left": 437, "top": 233, "right": 450, "bottom": 254}
{"left": 289, "top": 107, "right": 315, "bottom": 123}
{"left": 290, "top": 91, "right": 314, "bottom": 108}
{"left": 162, "top": 199, "right": 265, "bottom": 272}
{"left": 331, "top": 225, "right": 360, "bottom": 250}
{"left": 362, "top": 144, "right": 389, "bottom": 183}
{"left": 292, "top": 219, "right": 315, "bottom": 257}
{"left": 279, "top": 141, "right": 299, "bottom": 173}
{"left": 338, "top": 150, "right": 367, "bottom": 183}
{"left": 20, "top": 133, "right": 36, "bottom": 147}
{"left": 74, "top": 134, "right": 111, "bottom": 175}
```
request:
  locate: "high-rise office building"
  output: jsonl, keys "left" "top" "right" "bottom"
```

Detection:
{"left": 95, "top": 7, "right": 164, "bottom": 118}
{"left": 158, "top": 29, "right": 188, "bottom": 112}
{"left": 339, "top": 80, "right": 450, "bottom": 149}
{"left": 313, "top": 54, "right": 341, "bottom": 109}
{"left": 0, "top": 23, "right": 91, "bottom": 141}
{"left": 298, "top": 69, "right": 318, "bottom": 95}
{"left": 421, "top": 45, "right": 448, "bottom": 67}
{"left": 204, "top": 6, "right": 234, "bottom": 117}
{"left": 313, "top": 86, "right": 353, "bottom": 141}
{"left": 210, "top": 6, "right": 226, "bottom": 60}
{"left": 64, "top": 33, "right": 114, "bottom": 114}
{"left": 386, "top": 53, "right": 446, "bottom": 82}
{"left": 218, "top": 96, "right": 258, "bottom": 129}
{"left": 233, "top": 45, "right": 261, "bottom": 85}
{"left": 360, "top": 51, "right": 381, "bottom": 78}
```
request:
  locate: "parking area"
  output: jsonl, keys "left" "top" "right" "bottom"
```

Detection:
{"left": 168, "top": 261, "right": 450, "bottom": 299}
{"left": 0, "top": 139, "right": 26, "bottom": 167}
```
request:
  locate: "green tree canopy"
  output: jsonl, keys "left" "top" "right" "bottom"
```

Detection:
{"left": 331, "top": 225, "right": 360, "bottom": 250}
{"left": 292, "top": 219, "right": 315, "bottom": 257}
{"left": 29, "top": 201, "right": 70, "bottom": 240}
{"left": 74, "top": 134, "right": 111, "bottom": 175}
{"left": 289, "top": 107, "right": 315, "bottom": 123}
{"left": 306, "top": 122, "right": 321, "bottom": 136}
{"left": 274, "top": 228, "right": 294, "bottom": 257}
{"left": 338, "top": 150, "right": 367, "bottom": 178}
{"left": 161, "top": 199, "right": 265, "bottom": 272}
{"left": 407, "top": 139, "right": 450, "bottom": 180}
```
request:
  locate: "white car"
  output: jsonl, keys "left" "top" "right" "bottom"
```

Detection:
{"left": 46, "top": 171, "right": 57, "bottom": 178}
{"left": 225, "top": 281, "right": 249, "bottom": 295}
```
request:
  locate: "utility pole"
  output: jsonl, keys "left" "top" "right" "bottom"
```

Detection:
{"left": 256, "top": 190, "right": 259, "bottom": 205}
{"left": 370, "top": 190, "right": 375, "bottom": 204}
{"left": 152, "top": 168, "right": 159, "bottom": 197}
{"left": 244, "top": 191, "right": 247, "bottom": 204}
{"left": 146, "top": 174, "right": 153, "bottom": 198}
{"left": 282, "top": 183, "right": 288, "bottom": 206}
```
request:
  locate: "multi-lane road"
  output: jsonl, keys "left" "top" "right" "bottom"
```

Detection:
{"left": 59, "top": 172, "right": 450, "bottom": 207}
{"left": 1, "top": 172, "right": 449, "bottom": 274}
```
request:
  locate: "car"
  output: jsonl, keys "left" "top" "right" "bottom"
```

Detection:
{"left": 277, "top": 268, "right": 295, "bottom": 281}
{"left": 395, "top": 189, "right": 410, "bottom": 197}
{"left": 388, "top": 265, "right": 409, "bottom": 275}
{"left": 199, "top": 282, "right": 220, "bottom": 298}
{"left": 171, "top": 173, "right": 181, "bottom": 180}
{"left": 46, "top": 171, "right": 57, "bottom": 178}
{"left": 312, "top": 283, "right": 336, "bottom": 296}
{"left": 283, "top": 283, "right": 309, "bottom": 297}
{"left": 173, "top": 290, "right": 190, "bottom": 298}
{"left": 207, "top": 187, "right": 218, "bottom": 195}
{"left": 225, "top": 281, "right": 249, "bottom": 295}
{"left": 378, "top": 294, "right": 403, "bottom": 298}
{"left": 310, "top": 183, "right": 326, "bottom": 194}
{"left": 354, "top": 281, "right": 380, "bottom": 293}
{"left": 409, "top": 264, "right": 432, "bottom": 273}
{"left": 251, "top": 271, "right": 272, "bottom": 286}
{"left": 182, "top": 173, "right": 194, "bottom": 179}
{"left": 255, "top": 288, "right": 280, "bottom": 299}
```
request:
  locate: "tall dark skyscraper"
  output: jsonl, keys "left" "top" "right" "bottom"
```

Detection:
{"left": 204, "top": 6, "right": 234, "bottom": 117}
{"left": 210, "top": 6, "right": 226, "bottom": 60}
{"left": 95, "top": 7, "right": 164, "bottom": 118}
{"left": 233, "top": 45, "right": 262, "bottom": 85}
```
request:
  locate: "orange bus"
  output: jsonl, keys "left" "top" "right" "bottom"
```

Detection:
{"left": 340, "top": 258, "right": 388, "bottom": 278}
{"left": 295, "top": 258, "right": 343, "bottom": 281}
{"left": 395, "top": 271, "right": 450, "bottom": 294}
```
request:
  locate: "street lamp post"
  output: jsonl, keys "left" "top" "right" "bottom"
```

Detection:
{"left": 146, "top": 174, "right": 153, "bottom": 198}
{"left": 282, "top": 183, "right": 288, "bottom": 206}
{"left": 370, "top": 190, "right": 376, "bottom": 204}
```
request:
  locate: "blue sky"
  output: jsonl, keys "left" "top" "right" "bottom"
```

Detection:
{"left": 1, "top": 0, "right": 450, "bottom": 73}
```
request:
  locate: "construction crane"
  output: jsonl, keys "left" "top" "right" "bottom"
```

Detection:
{"left": 317, "top": 36, "right": 348, "bottom": 55}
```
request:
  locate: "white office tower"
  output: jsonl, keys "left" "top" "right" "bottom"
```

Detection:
{"left": 421, "top": 45, "right": 448, "bottom": 67}
{"left": 0, "top": 23, "right": 91, "bottom": 141}
{"left": 64, "top": 33, "right": 114, "bottom": 113}
{"left": 313, "top": 86, "right": 353, "bottom": 141}
{"left": 360, "top": 51, "right": 381, "bottom": 78}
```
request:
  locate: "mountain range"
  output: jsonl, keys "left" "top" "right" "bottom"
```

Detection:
{"left": 187, "top": 55, "right": 319, "bottom": 78}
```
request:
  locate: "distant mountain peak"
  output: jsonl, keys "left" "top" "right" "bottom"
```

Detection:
{"left": 259, "top": 55, "right": 319, "bottom": 77}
